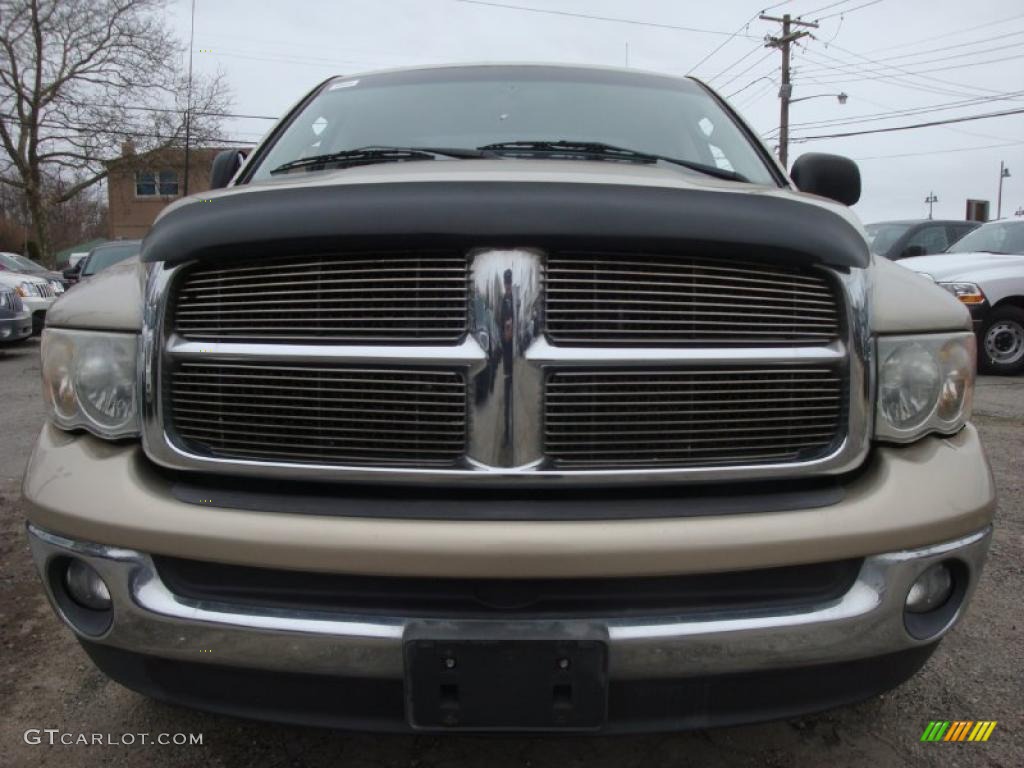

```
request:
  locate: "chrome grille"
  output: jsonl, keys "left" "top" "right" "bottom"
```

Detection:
{"left": 169, "top": 363, "right": 467, "bottom": 466}
{"left": 545, "top": 368, "right": 844, "bottom": 468}
{"left": 545, "top": 253, "right": 840, "bottom": 345}
{"left": 171, "top": 252, "right": 468, "bottom": 342}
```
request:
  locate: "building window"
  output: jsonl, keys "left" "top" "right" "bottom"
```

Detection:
{"left": 158, "top": 170, "right": 179, "bottom": 196}
{"left": 135, "top": 171, "right": 156, "bottom": 196}
{"left": 135, "top": 170, "right": 180, "bottom": 197}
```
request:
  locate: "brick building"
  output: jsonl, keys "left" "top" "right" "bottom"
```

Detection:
{"left": 105, "top": 143, "right": 234, "bottom": 239}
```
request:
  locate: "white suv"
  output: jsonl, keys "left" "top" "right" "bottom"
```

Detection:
{"left": 0, "top": 270, "right": 57, "bottom": 335}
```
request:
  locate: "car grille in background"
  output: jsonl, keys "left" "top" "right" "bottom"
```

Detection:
{"left": 545, "top": 368, "right": 844, "bottom": 468}
{"left": 544, "top": 253, "right": 840, "bottom": 345}
{"left": 37, "top": 282, "right": 56, "bottom": 298}
{"left": 171, "top": 252, "right": 469, "bottom": 342}
{"left": 169, "top": 363, "right": 467, "bottom": 466}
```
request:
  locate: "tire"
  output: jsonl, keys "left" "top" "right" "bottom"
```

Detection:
{"left": 979, "top": 304, "right": 1024, "bottom": 375}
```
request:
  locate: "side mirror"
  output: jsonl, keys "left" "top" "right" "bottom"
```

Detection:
{"left": 790, "top": 152, "right": 861, "bottom": 206}
{"left": 62, "top": 268, "right": 77, "bottom": 280}
{"left": 209, "top": 149, "right": 247, "bottom": 190}
{"left": 900, "top": 245, "right": 926, "bottom": 259}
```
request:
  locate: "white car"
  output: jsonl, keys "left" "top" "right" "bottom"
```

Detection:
{"left": 900, "top": 220, "right": 1024, "bottom": 375}
{"left": 0, "top": 285, "right": 32, "bottom": 345}
{"left": 0, "top": 270, "right": 57, "bottom": 335}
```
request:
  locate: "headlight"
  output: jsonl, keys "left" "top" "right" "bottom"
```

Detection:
{"left": 49, "top": 279, "right": 65, "bottom": 294}
{"left": 876, "top": 333, "right": 975, "bottom": 443}
{"left": 938, "top": 282, "right": 985, "bottom": 305}
{"left": 41, "top": 329, "right": 140, "bottom": 439}
{"left": 16, "top": 281, "right": 39, "bottom": 298}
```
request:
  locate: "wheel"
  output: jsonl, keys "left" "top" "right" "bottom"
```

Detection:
{"left": 979, "top": 305, "right": 1024, "bottom": 375}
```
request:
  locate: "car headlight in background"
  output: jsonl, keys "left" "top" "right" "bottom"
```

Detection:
{"left": 876, "top": 333, "right": 975, "bottom": 443}
{"left": 48, "top": 279, "right": 65, "bottom": 295}
{"left": 938, "top": 282, "right": 985, "bottom": 305}
{"left": 41, "top": 329, "right": 139, "bottom": 439}
{"left": 16, "top": 281, "right": 40, "bottom": 298}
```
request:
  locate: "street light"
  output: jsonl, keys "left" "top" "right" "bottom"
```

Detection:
{"left": 925, "top": 191, "right": 938, "bottom": 220}
{"left": 997, "top": 161, "right": 1011, "bottom": 219}
{"left": 788, "top": 91, "right": 848, "bottom": 104}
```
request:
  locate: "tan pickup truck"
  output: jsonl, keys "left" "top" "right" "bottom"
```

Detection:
{"left": 24, "top": 64, "right": 993, "bottom": 733}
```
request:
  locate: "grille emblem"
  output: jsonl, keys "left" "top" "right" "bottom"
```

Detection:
{"left": 467, "top": 248, "right": 544, "bottom": 468}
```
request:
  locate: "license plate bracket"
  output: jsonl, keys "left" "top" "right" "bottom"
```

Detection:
{"left": 404, "top": 636, "right": 608, "bottom": 731}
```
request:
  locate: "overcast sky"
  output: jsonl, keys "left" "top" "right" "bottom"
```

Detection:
{"left": 169, "top": 0, "right": 1024, "bottom": 224}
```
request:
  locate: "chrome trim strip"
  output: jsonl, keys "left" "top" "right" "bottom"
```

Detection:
{"left": 167, "top": 335, "right": 488, "bottom": 369}
{"left": 526, "top": 336, "right": 847, "bottom": 365}
{"left": 141, "top": 256, "right": 872, "bottom": 487}
{"left": 28, "top": 524, "right": 992, "bottom": 680}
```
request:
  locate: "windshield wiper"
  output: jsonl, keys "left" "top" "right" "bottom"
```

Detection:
{"left": 269, "top": 146, "right": 486, "bottom": 175}
{"left": 477, "top": 140, "right": 749, "bottom": 182}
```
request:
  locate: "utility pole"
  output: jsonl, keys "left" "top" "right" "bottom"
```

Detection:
{"left": 1015, "top": 206, "right": 1024, "bottom": 218}
{"left": 925, "top": 191, "right": 938, "bottom": 219}
{"left": 761, "top": 13, "right": 818, "bottom": 170}
{"left": 183, "top": 0, "right": 196, "bottom": 197}
{"left": 997, "top": 161, "right": 1011, "bottom": 219}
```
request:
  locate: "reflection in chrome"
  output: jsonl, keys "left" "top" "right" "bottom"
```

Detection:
{"left": 468, "top": 249, "right": 544, "bottom": 468}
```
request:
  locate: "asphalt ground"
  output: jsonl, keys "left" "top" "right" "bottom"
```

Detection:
{"left": 1, "top": 336, "right": 1021, "bottom": 767}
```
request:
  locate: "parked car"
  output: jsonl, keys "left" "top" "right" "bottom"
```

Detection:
{"left": 0, "top": 285, "right": 32, "bottom": 345}
{"left": 0, "top": 251, "right": 67, "bottom": 293}
{"left": 865, "top": 219, "right": 980, "bottom": 260}
{"left": 64, "top": 240, "right": 141, "bottom": 285}
{"left": 23, "top": 64, "right": 993, "bottom": 734}
{"left": 0, "top": 269, "right": 57, "bottom": 334}
{"left": 900, "top": 220, "right": 1024, "bottom": 375}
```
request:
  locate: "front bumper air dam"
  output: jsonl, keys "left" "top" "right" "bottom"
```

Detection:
{"left": 28, "top": 524, "right": 990, "bottom": 732}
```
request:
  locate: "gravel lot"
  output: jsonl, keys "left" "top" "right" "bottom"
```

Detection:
{"left": 1, "top": 337, "right": 1021, "bottom": 767}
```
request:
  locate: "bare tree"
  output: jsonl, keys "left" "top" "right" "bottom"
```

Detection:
{"left": 0, "top": 0, "right": 231, "bottom": 263}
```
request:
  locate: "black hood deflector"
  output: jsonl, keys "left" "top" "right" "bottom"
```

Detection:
{"left": 142, "top": 181, "right": 869, "bottom": 269}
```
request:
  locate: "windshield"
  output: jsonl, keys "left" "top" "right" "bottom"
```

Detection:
{"left": 82, "top": 243, "right": 139, "bottom": 276}
{"left": 864, "top": 222, "right": 912, "bottom": 256}
{"left": 248, "top": 66, "right": 777, "bottom": 185}
{"left": 947, "top": 222, "right": 1024, "bottom": 254}
{"left": 0, "top": 253, "right": 24, "bottom": 271}
{"left": 10, "top": 253, "right": 46, "bottom": 271}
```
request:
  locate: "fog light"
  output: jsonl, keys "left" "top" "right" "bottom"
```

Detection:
{"left": 64, "top": 559, "right": 112, "bottom": 611}
{"left": 906, "top": 563, "right": 954, "bottom": 614}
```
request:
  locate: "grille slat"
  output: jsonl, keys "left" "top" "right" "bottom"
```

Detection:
{"left": 170, "top": 363, "right": 467, "bottom": 467}
{"left": 172, "top": 252, "right": 468, "bottom": 343}
{"left": 545, "top": 253, "right": 840, "bottom": 346}
{"left": 545, "top": 368, "right": 844, "bottom": 469}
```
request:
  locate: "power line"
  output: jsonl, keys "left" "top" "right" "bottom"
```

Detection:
{"left": 688, "top": 2, "right": 793, "bottom": 76}
{"left": 796, "top": 40, "right": 1024, "bottom": 80}
{"left": 860, "top": 10, "right": 1024, "bottom": 54}
{"left": 818, "top": 41, "right": 1014, "bottom": 97}
{"left": 715, "top": 50, "right": 777, "bottom": 91}
{"left": 815, "top": 0, "right": 883, "bottom": 22}
{"left": 765, "top": 90, "right": 1024, "bottom": 135}
{"left": 703, "top": 44, "right": 764, "bottom": 85}
{"left": 0, "top": 114, "right": 256, "bottom": 145}
{"left": 853, "top": 140, "right": 1024, "bottom": 161}
{"left": 798, "top": 0, "right": 856, "bottom": 19}
{"left": 67, "top": 102, "right": 278, "bottom": 121}
{"left": 454, "top": 0, "right": 757, "bottom": 37}
{"left": 802, "top": 51, "right": 1024, "bottom": 85}
{"left": 789, "top": 107, "right": 1024, "bottom": 142}
{"left": 794, "top": 45, "right": 1003, "bottom": 100}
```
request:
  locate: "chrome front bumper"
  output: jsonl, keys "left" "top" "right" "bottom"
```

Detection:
{"left": 28, "top": 524, "right": 991, "bottom": 681}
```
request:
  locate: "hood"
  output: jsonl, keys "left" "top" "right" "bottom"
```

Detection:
{"left": 159, "top": 157, "right": 858, "bottom": 226}
{"left": 144, "top": 158, "right": 869, "bottom": 270}
{"left": 0, "top": 271, "right": 48, "bottom": 288}
{"left": 897, "top": 251, "right": 1024, "bottom": 281}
